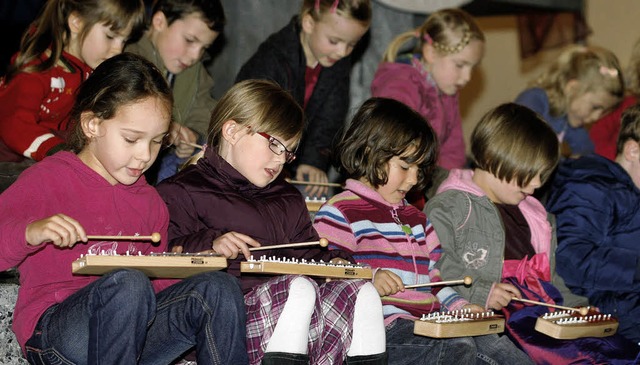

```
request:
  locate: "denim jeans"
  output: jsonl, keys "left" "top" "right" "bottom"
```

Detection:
{"left": 386, "top": 319, "right": 532, "bottom": 365}
{"left": 25, "top": 269, "right": 248, "bottom": 365}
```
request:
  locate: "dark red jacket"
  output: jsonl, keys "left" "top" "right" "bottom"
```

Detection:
{"left": 156, "top": 148, "right": 352, "bottom": 293}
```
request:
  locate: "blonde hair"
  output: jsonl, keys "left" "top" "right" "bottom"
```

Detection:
{"left": 625, "top": 38, "right": 640, "bottom": 96}
{"left": 207, "top": 80, "right": 304, "bottom": 151}
{"left": 299, "top": 0, "right": 371, "bottom": 26}
{"left": 382, "top": 8, "right": 484, "bottom": 63}
{"left": 471, "top": 103, "right": 559, "bottom": 187}
{"left": 6, "top": 0, "right": 145, "bottom": 83}
{"left": 532, "top": 45, "right": 624, "bottom": 116}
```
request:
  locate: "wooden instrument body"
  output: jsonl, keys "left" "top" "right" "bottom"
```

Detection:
{"left": 241, "top": 258, "right": 372, "bottom": 279}
{"left": 534, "top": 309, "right": 618, "bottom": 339}
{"left": 72, "top": 253, "right": 227, "bottom": 279}
{"left": 414, "top": 309, "right": 505, "bottom": 338}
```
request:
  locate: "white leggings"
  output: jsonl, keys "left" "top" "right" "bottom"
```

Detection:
{"left": 265, "top": 279, "right": 385, "bottom": 356}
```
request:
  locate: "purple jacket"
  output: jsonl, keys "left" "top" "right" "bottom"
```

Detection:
{"left": 156, "top": 148, "right": 352, "bottom": 293}
{"left": 371, "top": 58, "right": 466, "bottom": 169}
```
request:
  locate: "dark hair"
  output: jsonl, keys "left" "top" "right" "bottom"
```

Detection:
{"left": 6, "top": 0, "right": 145, "bottom": 82}
{"left": 152, "top": 0, "right": 225, "bottom": 32}
{"left": 616, "top": 103, "right": 640, "bottom": 156}
{"left": 67, "top": 52, "right": 173, "bottom": 152}
{"left": 336, "top": 97, "right": 439, "bottom": 190}
{"left": 207, "top": 79, "right": 304, "bottom": 149}
{"left": 471, "top": 103, "right": 559, "bottom": 186}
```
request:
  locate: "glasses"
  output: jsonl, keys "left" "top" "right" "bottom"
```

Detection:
{"left": 256, "top": 131, "right": 296, "bottom": 163}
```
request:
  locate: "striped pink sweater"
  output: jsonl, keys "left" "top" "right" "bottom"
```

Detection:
{"left": 313, "top": 179, "right": 467, "bottom": 322}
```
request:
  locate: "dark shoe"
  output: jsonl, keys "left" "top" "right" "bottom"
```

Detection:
{"left": 261, "top": 352, "right": 309, "bottom": 365}
{"left": 346, "top": 352, "right": 388, "bottom": 365}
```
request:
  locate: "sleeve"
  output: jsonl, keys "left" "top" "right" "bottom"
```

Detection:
{"left": 0, "top": 73, "right": 66, "bottom": 160}
{"left": 0, "top": 167, "right": 51, "bottom": 269}
{"left": 547, "top": 179, "right": 640, "bottom": 293}
{"left": 425, "top": 192, "right": 495, "bottom": 305}
{"left": 436, "top": 104, "right": 466, "bottom": 169}
{"left": 157, "top": 183, "right": 225, "bottom": 253}
{"left": 514, "top": 88, "right": 549, "bottom": 115}
{"left": 182, "top": 65, "right": 217, "bottom": 138}
{"left": 563, "top": 126, "right": 594, "bottom": 156}
{"left": 313, "top": 203, "right": 359, "bottom": 253}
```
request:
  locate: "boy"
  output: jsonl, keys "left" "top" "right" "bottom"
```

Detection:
{"left": 547, "top": 103, "right": 640, "bottom": 344}
{"left": 126, "top": 0, "right": 224, "bottom": 182}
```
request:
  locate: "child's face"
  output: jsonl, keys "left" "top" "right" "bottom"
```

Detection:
{"left": 566, "top": 87, "right": 619, "bottom": 128}
{"left": 482, "top": 172, "right": 541, "bottom": 205}
{"left": 150, "top": 12, "right": 219, "bottom": 75}
{"left": 368, "top": 156, "right": 419, "bottom": 204}
{"left": 78, "top": 96, "right": 170, "bottom": 186}
{"left": 69, "top": 21, "right": 131, "bottom": 69}
{"left": 423, "top": 39, "right": 484, "bottom": 96}
{"left": 300, "top": 12, "right": 369, "bottom": 68}
{"left": 224, "top": 125, "right": 298, "bottom": 188}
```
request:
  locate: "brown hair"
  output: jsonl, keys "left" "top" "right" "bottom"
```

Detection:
{"left": 532, "top": 45, "right": 624, "bottom": 116}
{"left": 67, "top": 53, "right": 173, "bottom": 153}
{"left": 299, "top": 0, "right": 371, "bottom": 26}
{"left": 336, "top": 97, "right": 438, "bottom": 191}
{"left": 207, "top": 80, "right": 304, "bottom": 151}
{"left": 471, "top": 103, "right": 559, "bottom": 186}
{"left": 625, "top": 38, "right": 640, "bottom": 97}
{"left": 382, "top": 8, "right": 484, "bottom": 63}
{"left": 616, "top": 103, "right": 640, "bottom": 156}
{"left": 6, "top": 0, "right": 145, "bottom": 83}
{"left": 151, "top": 0, "right": 226, "bottom": 32}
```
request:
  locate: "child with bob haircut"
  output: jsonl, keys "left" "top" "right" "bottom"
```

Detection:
{"left": 126, "top": 0, "right": 225, "bottom": 183}
{"left": 236, "top": 0, "right": 371, "bottom": 198}
{"left": 371, "top": 8, "right": 484, "bottom": 171}
{"left": 0, "top": 0, "right": 146, "bottom": 190}
{"left": 313, "top": 97, "right": 532, "bottom": 365}
{"left": 426, "top": 103, "right": 637, "bottom": 364}
{"left": 0, "top": 53, "right": 248, "bottom": 364}
{"left": 515, "top": 45, "right": 624, "bottom": 158}
{"left": 157, "top": 79, "right": 387, "bottom": 365}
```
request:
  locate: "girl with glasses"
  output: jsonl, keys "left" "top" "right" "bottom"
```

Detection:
{"left": 157, "top": 79, "right": 387, "bottom": 365}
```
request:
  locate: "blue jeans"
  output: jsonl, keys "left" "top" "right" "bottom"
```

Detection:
{"left": 25, "top": 269, "right": 248, "bottom": 365}
{"left": 386, "top": 319, "right": 532, "bottom": 365}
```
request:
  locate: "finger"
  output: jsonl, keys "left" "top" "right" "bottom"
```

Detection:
{"left": 230, "top": 232, "right": 261, "bottom": 248}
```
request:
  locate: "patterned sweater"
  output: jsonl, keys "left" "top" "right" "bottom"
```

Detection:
{"left": 313, "top": 179, "right": 468, "bottom": 322}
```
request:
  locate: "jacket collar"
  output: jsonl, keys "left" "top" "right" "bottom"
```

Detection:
{"left": 200, "top": 147, "right": 270, "bottom": 196}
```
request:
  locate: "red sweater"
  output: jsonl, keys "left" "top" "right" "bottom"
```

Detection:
{"left": 0, "top": 52, "right": 92, "bottom": 161}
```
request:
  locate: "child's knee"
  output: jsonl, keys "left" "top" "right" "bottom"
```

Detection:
{"left": 288, "top": 276, "right": 317, "bottom": 309}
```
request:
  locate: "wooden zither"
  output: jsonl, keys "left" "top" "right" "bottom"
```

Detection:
{"left": 241, "top": 256, "right": 373, "bottom": 279}
{"left": 414, "top": 309, "right": 505, "bottom": 338}
{"left": 72, "top": 252, "right": 227, "bottom": 279}
{"left": 534, "top": 308, "right": 618, "bottom": 340}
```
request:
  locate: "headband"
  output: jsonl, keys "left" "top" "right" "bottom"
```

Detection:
{"left": 418, "top": 30, "right": 472, "bottom": 55}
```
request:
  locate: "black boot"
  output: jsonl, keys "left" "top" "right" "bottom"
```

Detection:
{"left": 261, "top": 352, "right": 309, "bottom": 365}
{"left": 346, "top": 352, "right": 388, "bottom": 365}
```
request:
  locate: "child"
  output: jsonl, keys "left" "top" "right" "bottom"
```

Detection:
{"left": 547, "top": 104, "right": 640, "bottom": 345}
{"left": 0, "top": 0, "right": 145, "bottom": 192}
{"left": 313, "top": 97, "right": 532, "bottom": 365}
{"left": 515, "top": 45, "right": 624, "bottom": 158}
{"left": 157, "top": 79, "right": 387, "bottom": 365}
{"left": 426, "top": 102, "right": 637, "bottom": 364}
{"left": 235, "top": 0, "right": 371, "bottom": 198}
{"left": 0, "top": 53, "right": 248, "bottom": 364}
{"left": 126, "top": 0, "right": 225, "bottom": 183}
{"left": 590, "top": 38, "right": 640, "bottom": 160}
{"left": 371, "top": 8, "right": 484, "bottom": 171}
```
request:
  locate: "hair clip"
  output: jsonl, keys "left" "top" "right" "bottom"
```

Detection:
{"left": 599, "top": 65, "right": 619, "bottom": 77}
{"left": 315, "top": 0, "right": 340, "bottom": 13}
{"left": 422, "top": 33, "right": 433, "bottom": 45}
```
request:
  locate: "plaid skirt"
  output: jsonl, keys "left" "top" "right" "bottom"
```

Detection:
{"left": 244, "top": 275, "right": 368, "bottom": 365}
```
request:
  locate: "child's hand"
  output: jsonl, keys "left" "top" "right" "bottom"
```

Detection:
{"left": 373, "top": 269, "right": 405, "bottom": 296}
{"left": 462, "top": 303, "right": 486, "bottom": 313}
{"left": 212, "top": 232, "right": 260, "bottom": 259}
{"left": 25, "top": 214, "right": 87, "bottom": 248}
{"left": 169, "top": 123, "right": 198, "bottom": 158}
{"left": 296, "top": 164, "right": 329, "bottom": 198}
{"left": 487, "top": 282, "right": 521, "bottom": 310}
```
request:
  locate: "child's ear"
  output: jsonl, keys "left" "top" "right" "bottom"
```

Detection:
{"left": 221, "top": 120, "right": 242, "bottom": 145}
{"left": 151, "top": 11, "right": 169, "bottom": 32}
{"left": 301, "top": 13, "right": 316, "bottom": 35}
{"left": 80, "top": 111, "right": 100, "bottom": 138}
{"left": 622, "top": 139, "right": 640, "bottom": 162}
{"left": 422, "top": 43, "right": 436, "bottom": 65}
{"left": 563, "top": 79, "right": 580, "bottom": 97}
{"left": 68, "top": 12, "right": 83, "bottom": 34}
